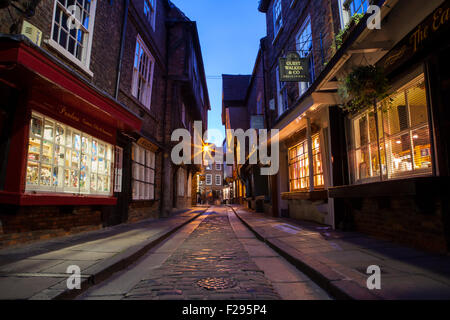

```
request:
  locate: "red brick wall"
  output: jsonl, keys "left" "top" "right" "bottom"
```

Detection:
{"left": 341, "top": 196, "right": 448, "bottom": 253}
{"left": 0, "top": 205, "right": 102, "bottom": 248}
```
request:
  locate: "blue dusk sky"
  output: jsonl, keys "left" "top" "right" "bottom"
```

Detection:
{"left": 170, "top": 0, "right": 267, "bottom": 146}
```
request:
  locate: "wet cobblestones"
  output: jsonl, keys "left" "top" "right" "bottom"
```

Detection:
{"left": 125, "top": 209, "right": 280, "bottom": 300}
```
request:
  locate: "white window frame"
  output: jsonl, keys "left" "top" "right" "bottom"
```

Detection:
{"left": 273, "top": 0, "right": 283, "bottom": 39}
{"left": 215, "top": 163, "right": 221, "bottom": 171}
{"left": 143, "top": 0, "right": 157, "bottom": 31}
{"left": 132, "top": 35, "right": 156, "bottom": 110}
{"left": 132, "top": 143, "right": 156, "bottom": 200}
{"left": 215, "top": 174, "right": 222, "bottom": 186}
{"left": 206, "top": 174, "right": 212, "bottom": 185}
{"left": 48, "top": 0, "right": 97, "bottom": 76}
{"left": 26, "top": 111, "right": 114, "bottom": 196}
{"left": 114, "top": 146, "right": 123, "bottom": 193}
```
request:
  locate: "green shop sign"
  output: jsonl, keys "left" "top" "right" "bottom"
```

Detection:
{"left": 279, "top": 52, "right": 310, "bottom": 82}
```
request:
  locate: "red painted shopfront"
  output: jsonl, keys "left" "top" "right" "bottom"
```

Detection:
{"left": 0, "top": 38, "right": 142, "bottom": 245}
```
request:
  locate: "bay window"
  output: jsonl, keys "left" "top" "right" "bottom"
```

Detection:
{"left": 348, "top": 75, "right": 432, "bottom": 184}
{"left": 26, "top": 112, "right": 113, "bottom": 195}
{"left": 132, "top": 143, "right": 156, "bottom": 200}
{"left": 288, "top": 134, "right": 324, "bottom": 191}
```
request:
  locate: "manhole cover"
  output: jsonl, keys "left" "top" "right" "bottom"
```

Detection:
{"left": 197, "top": 277, "right": 237, "bottom": 290}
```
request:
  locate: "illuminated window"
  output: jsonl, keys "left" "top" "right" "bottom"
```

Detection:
{"left": 348, "top": 75, "right": 432, "bottom": 183}
{"left": 26, "top": 112, "right": 113, "bottom": 195}
{"left": 132, "top": 35, "right": 155, "bottom": 109}
{"left": 288, "top": 134, "right": 324, "bottom": 191}
{"left": 132, "top": 144, "right": 155, "bottom": 200}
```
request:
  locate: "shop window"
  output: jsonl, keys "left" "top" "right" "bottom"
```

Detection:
{"left": 132, "top": 35, "right": 155, "bottom": 110}
{"left": 132, "top": 144, "right": 155, "bottom": 200}
{"left": 50, "top": 0, "right": 97, "bottom": 68}
{"left": 348, "top": 75, "right": 432, "bottom": 183}
{"left": 143, "top": 0, "right": 156, "bottom": 30}
{"left": 187, "top": 173, "right": 192, "bottom": 197}
{"left": 26, "top": 112, "right": 113, "bottom": 195}
{"left": 296, "top": 17, "right": 314, "bottom": 97}
{"left": 288, "top": 134, "right": 324, "bottom": 191}
{"left": 113, "top": 146, "right": 123, "bottom": 193}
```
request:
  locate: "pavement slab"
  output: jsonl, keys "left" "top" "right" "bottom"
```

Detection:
{"left": 231, "top": 205, "right": 450, "bottom": 300}
{"left": 0, "top": 207, "right": 208, "bottom": 300}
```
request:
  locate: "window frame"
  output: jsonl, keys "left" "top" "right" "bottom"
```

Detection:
{"left": 49, "top": 0, "right": 97, "bottom": 75}
{"left": 296, "top": 16, "right": 314, "bottom": 97}
{"left": 26, "top": 111, "right": 114, "bottom": 196}
{"left": 273, "top": 0, "right": 283, "bottom": 39}
{"left": 206, "top": 174, "right": 212, "bottom": 185}
{"left": 215, "top": 174, "right": 222, "bottom": 186}
{"left": 143, "top": 0, "right": 157, "bottom": 31}
{"left": 132, "top": 143, "right": 156, "bottom": 201}
{"left": 132, "top": 35, "right": 156, "bottom": 110}
{"left": 348, "top": 74, "right": 433, "bottom": 184}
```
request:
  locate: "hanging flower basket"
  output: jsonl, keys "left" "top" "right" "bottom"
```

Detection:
{"left": 338, "top": 65, "right": 391, "bottom": 113}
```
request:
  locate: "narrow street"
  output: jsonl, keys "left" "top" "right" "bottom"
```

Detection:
{"left": 78, "top": 206, "right": 331, "bottom": 300}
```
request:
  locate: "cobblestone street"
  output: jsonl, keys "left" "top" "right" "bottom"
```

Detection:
{"left": 79, "top": 206, "right": 330, "bottom": 300}
{"left": 124, "top": 207, "right": 280, "bottom": 300}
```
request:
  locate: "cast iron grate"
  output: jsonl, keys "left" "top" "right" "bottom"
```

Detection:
{"left": 197, "top": 277, "right": 237, "bottom": 290}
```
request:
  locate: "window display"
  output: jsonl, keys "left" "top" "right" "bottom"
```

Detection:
{"left": 288, "top": 134, "right": 324, "bottom": 191}
{"left": 26, "top": 112, "right": 113, "bottom": 195}
{"left": 349, "top": 75, "right": 432, "bottom": 183}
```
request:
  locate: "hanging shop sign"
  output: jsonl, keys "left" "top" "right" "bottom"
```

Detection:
{"left": 379, "top": 1, "right": 450, "bottom": 74}
{"left": 279, "top": 52, "right": 310, "bottom": 82}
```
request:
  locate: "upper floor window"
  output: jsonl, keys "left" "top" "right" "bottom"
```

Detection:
{"left": 144, "top": 0, "right": 156, "bottom": 30}
{"left": 345, "top": 0, "right": 369, "bottom": 17}
{"left": 50, "top": 0, "right": 97, "bottom": 70}
{"left": 206, "top": 174, "right": 212, "bottom": 185}
{"left": 273, "top": 0, "right": 283, "bottom": 37}
{"left": 132, "top": 35, "right": 155, "bottom": 109}
{"left": 215, "top": 163, "right": 221, "bottom": 171}
{"left": 296, "top": 17, "right": 314, "bottom": 97}
{"left": 215, "top": 174, "right": 222, "bottom": 186}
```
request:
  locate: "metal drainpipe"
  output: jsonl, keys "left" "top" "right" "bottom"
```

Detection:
{"left": 115, "top": 0, "right": 130, "bottom": 99}
{"left": 159, "top": 21, "right": 171, "bottom": 216}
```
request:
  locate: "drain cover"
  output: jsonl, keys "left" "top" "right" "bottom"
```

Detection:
{"left": 197, "top": 277, "right": 237, "bottom": 290}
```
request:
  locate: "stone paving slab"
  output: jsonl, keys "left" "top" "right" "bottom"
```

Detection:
{"left": 0, "top": 207, "right": 208, "bottom": 300}
{"left": 230, "top": 205, "right": 450, "bottom": 300}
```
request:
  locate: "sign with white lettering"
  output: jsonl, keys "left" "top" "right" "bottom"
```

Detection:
{"left": 279, "top": 52, "right": 310, "bottom": 82}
